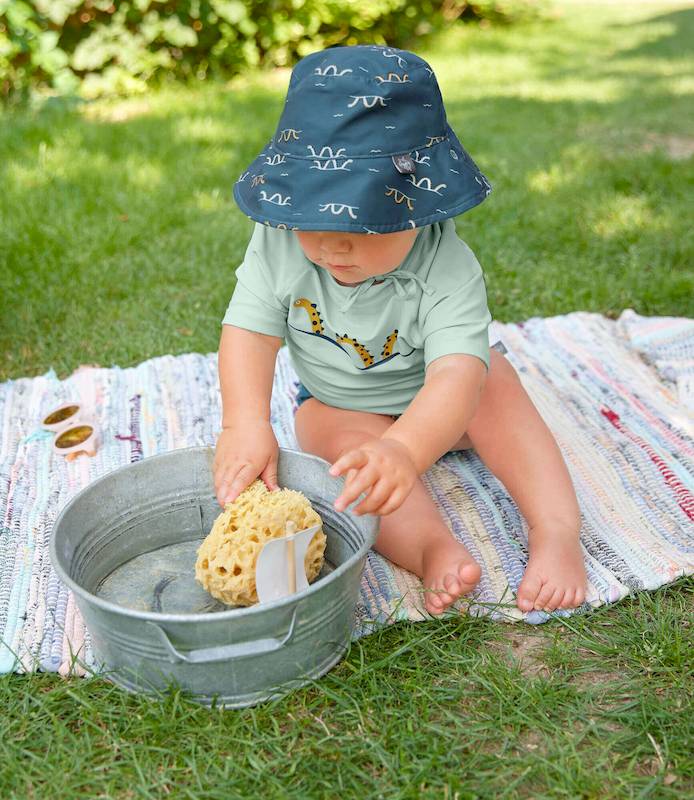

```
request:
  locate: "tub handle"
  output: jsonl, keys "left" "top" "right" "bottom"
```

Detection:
{"left": 147, "top": 607, "right": 298, "bottom": 664}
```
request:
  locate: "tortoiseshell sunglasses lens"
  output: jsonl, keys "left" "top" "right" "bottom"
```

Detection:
{"left": 54, "top": 425, "right": 94, "bottom": 449}
{"left": 43, "top": 405, "right": 80, "bottom": 426}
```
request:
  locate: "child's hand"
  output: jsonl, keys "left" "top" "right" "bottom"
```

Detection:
{"left": 328, "top": 439, "right": 417, "bottom": 516}
{"left": 213, "top": 421, "right": 280, "bottom": 507}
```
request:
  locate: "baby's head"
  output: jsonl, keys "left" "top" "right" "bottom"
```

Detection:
{"left": 232, "top": 46, "right": 492, "bottom": 251}
{"left": 294, "top": 228, "right": 419, "bottom": 286}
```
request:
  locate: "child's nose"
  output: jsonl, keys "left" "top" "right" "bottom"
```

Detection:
{"left": 320, "top": 237, "right": 352, "bottom": 256}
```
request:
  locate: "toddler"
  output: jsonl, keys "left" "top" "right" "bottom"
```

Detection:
{"left": 214, "top": 45, "right": 586, "bottom": 614}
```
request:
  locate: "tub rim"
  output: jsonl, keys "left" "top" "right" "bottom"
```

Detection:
{"left": 49, "top": 444, "right": 378, "bottom": 625}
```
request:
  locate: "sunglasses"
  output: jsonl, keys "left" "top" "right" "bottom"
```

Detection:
{"left": 42, "top": 402, "right": 99, "bottom": 461}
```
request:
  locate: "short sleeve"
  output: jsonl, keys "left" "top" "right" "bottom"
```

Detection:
{"left": 222, "top": 227, "right": 288, "bottom": 339}
{"left": 419, "top": 226, "right": 492, "bottom": 370}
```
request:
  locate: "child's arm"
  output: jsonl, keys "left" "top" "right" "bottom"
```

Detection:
{"left": 214, "top": 324, "right": 283, "bottom": 506}
{"left": 330, "top": 353, "right": 486, "bottom": 515}
{"left": 383, "top": 354, "right": 486, "bottom": 472}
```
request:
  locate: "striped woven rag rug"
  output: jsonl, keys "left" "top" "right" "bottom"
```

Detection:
{"left": 1, "top": 310, "right": 693, "bottom": 676}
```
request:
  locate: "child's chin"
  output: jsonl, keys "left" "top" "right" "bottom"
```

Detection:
{"left": 330, "top": 270, "right": 362, "bottom": 285}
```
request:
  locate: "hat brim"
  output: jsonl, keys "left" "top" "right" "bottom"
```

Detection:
{"left": 232, "top": 123, "right": 491, "bottom": 233}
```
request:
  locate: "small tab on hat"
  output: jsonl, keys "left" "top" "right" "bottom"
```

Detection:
{"left": 392, "top": 153, "right": 416, "bottom": 174}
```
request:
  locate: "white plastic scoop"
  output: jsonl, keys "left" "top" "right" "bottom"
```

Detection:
{"left": 255, "top": 520, "right": 322, "bottom": 604}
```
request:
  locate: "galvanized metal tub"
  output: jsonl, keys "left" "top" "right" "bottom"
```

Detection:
{"left": 50, "top": 445, "right": 379, "bottom": 708}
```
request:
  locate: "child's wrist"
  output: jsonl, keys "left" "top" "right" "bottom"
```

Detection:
{"left": 380, "top": 432, "right": 422, "bottom": 473}
{"left": 221, "top": 413, "right": 271, "bottom": 429}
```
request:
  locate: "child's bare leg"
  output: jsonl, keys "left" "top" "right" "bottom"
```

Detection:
{"left": 294, "top": 401, "right": 481, "bottom": 615}
{"left": 457, "top": 350, "right": 586, "bottom": 612}
{"left": 294, "top": 349, "right": 586, "bottom": 614}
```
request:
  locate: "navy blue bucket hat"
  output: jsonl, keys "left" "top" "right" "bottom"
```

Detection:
{"left": 233, "top": 44, "right": 492, "bottom": 233}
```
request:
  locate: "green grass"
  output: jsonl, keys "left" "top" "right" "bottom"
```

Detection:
{"left": 1, "top": 1, "right": 693, "bottom": 797}
{"left": 1, "top": 0, "right": 692, "bottom": 381}
{"left": 0, "top": 583, "right": 692, "bottom": 798}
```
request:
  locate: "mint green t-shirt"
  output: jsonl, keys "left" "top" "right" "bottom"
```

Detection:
{"left": 222, "top": 218, "right": 492, "bottom": 415}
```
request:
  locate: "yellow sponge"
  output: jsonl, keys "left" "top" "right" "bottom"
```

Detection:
{"left": 195, "top": 479, "right": 326, "bottom": 606}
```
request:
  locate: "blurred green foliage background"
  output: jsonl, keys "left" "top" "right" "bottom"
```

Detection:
{"left": 0, "top": 0, "right": 545, "bottom": 102}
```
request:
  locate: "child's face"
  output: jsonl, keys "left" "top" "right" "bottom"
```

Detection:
{"left": 294, "top": 228, "right": 419, "bottom": 286}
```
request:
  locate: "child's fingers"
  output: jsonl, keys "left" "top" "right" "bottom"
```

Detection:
{"left": 334, "top": 465, "right": 378, "bottom": 512}
{"left": 219, "top": 463, "right": 257, "bottom": 506}
{"left": 215, "top": 467, "right": 238, "bottom": 506}
{"left": 352, "top": 478, "right": 392, "bottom": 516}
{"left": 217, "top": 475, "right": 237, "bottom": 506}
{"left": 370, "top": 485, "right": 408, "bottom": 516}
{"left": 259, "top": 453, "right": 280, "bottom": 491}
{"left": 329, "top": 448, "right": 368, "bottom": 478}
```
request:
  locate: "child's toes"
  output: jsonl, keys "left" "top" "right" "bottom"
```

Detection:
{"left": 560, "top": 588, "right": 577, "bottom": 609}
{"left": 533, "top": 582, "right": 556, "bottom": 610}
{"left": 425, "top": 596, "right": 441, "bottom": 615}
{"left": 459, "top": 561, "right": 482, "bottom": 591}
{"left": 516, "top": 573, "right": 543, "bottom": 611}
{"left": 564, "top": 585, "right": 586, "bottom": 608}
{"left": 425, "top": 591, "right": 447, "bottom": 615}
{"left": 437, "top": 590, "right": 455, "bottom": 609}
{"left": 542, "top": 587, "right": 564, "bottom": 611}
{"left": 443, "top": 573, "right": 461, "bottom": 596}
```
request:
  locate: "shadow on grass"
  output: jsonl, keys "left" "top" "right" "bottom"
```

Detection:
{"left": 610, "top": 6, "right": 694, "bottom": 60}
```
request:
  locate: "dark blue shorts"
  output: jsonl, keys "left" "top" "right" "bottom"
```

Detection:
{"left": 295, "top": 382, "right": 314, "bottom": 408}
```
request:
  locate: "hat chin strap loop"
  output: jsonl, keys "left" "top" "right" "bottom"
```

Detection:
{"left": 338, "top": 270, "right": 435, "bottom": 313}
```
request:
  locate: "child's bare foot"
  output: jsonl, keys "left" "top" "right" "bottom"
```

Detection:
{"left": 420, "top": 537, "right": 482, "bottom": 615}
{"left": 516, "top": 521, "right": 586, "bottom": 612}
